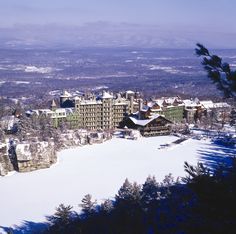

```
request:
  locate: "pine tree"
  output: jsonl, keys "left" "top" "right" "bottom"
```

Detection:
{"left": 115, "top": 178, "right": 133, "bottom": 201}
{"left": 141, "top": 175, "right": 161, "bottom": 205}
{"left": 182, "top": 162, "right": 210, "bottom": 184}
{"left": 160, "top": 173, "right": 177, "bottom": 198}
{"left": 115, "top": 179, "right": 145, "bottom": 233}
{"left": 115, "top": 178, "right": 142, "bottom": 204}
{"left": 80, "top": 194, "right": 97, "bottom": 216}
{"left": 100, "top": 199, "right": 113, "bottom": 214}
{"left": 47, "top": 203, "right": 74, "bottom": 227}
{"left": 195, "top": 43, "right": 236, "bottom": 98}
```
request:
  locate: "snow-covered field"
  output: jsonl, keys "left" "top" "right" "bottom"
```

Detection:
{"left": 0, "top": 135, "right": 232, "bottom": 231}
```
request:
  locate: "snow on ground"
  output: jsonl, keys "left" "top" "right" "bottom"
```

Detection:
{"left": 0, "top": 135, "right": 232, "bottom": 230}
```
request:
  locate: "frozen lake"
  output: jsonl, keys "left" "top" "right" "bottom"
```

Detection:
{"left": 0, "top": 135, "right": 231, "bottom": 231}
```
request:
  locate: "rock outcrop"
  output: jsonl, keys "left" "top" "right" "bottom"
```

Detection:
{"left": 57, "top": 130, "right": 112, "bottom": 149}
{"left": 0, "top": 130, "right": 112, "bottom": 176}
{"left": 15, "top": 141, "right": 56, "bottom": 172}
{"left": 0, "top": 143, "right": 14, "bottom": 176}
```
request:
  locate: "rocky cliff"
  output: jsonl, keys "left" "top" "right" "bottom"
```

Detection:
{"left": 14, "top": 141, "right": 56, "bottom": 172}
{"left": 0, "top": 130, "right": 112, "bottom": 176}
{"left": 0, "top": 143, "right": 14, "bottom": 176}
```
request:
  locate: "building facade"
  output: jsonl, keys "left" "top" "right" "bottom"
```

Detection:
{"left": 53, "top": 90, "right": 139, "bottom": 130}
{"left": 31, "top": 91, "right": 231, "bottom": 133}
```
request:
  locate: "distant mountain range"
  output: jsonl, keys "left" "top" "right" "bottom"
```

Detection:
{"left": 0, "top": 22, "right": 235, "bottom": 49}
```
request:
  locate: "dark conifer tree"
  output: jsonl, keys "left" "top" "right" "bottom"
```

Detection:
{"left": 46, "top": 203, "right": 75, "bottom": 233}
{"left": 79, "top": 194, "right": 97, "bottom": 217}
{"left": 141, "top": 175, "right": 161, "bottom": 206}
{"left": 195, "top": 43, "right": 236, "bottom": 98}
{"left": 100, "top": 199, "right": 113, "bottom": 214}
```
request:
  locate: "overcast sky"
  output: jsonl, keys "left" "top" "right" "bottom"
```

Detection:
{"left": 0, "top": 0, "right": 235, "bottom": 33}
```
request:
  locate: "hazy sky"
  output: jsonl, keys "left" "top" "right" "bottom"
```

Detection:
{"left": 0, "top": 0, "right": 235, "bottom": 32}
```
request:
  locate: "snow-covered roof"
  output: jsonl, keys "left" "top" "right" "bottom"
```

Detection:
{"left": 213, "top": 102, "right": 231, "bottom": 108}
{"left": 25, "top": 110, "right": 33, "bottom": 115}
{"left": 61, "top": 90, "right": 72, "bottom": 97}
{"left": 153, "top": 97, "right": 183, "bottom": 106}
{"left": 183, "top": 99, "right": 201, "bottom": 107}
{"left": 81, "top": 100, "right": 101, "bottom": 105}
{"left": 129, "top": 117, "right": 154, "bottom": 126}
{"left": 114, "top": 102, "right": 128, "bottom": 105}
{"left": 65, "top": 108, "right": 74, "bottom": 114}
{"left": 129, "top": 114, "right": 169, "bottom": 127}
{"left": 74, "top": 96, "right": 81, "bottom": 101}
{"left": 163, "top": 97, "right": 176, "bottom": 104}
{"left": 100, "top": 91, "right": 113, "bottom": 99}
{"left": 126, "top": 90, "right": 135, "bottom": 94}
{"left": 199, "top": 101, "right": 230, "bottom": 109}
{"left": 54, "top": 108, "right": 67, "bottom": 113}
{"left": 31, "top": 109, "right": 52, "bottom": 115}
{"left": 38, "top": 109, "right": 54, "bottom": 113}
{"left": 200, "top": 100, "right": 214, "bottom": 109}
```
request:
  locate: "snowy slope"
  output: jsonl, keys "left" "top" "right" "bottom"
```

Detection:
{"left": 0, "top": 136, "right": 229, "bottom": 230}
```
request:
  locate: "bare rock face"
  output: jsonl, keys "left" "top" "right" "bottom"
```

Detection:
{"left": 0, "top": 143, "right": 14, "bottom": 176}
{"left": 57, "top": 130, "right": 112, "bottom": 149}
{"left": 0, "top": 129, "right": 112, "bottom": 176}
{"left": 15, "top": 141, "right": 56, "bottom": 172}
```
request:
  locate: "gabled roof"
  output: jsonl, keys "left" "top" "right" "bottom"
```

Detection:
{"left": 129, "top": 114, "right": 171, "bottom": 127}
{"left": 183, "top": 99, "right": 201, "bottom": 107}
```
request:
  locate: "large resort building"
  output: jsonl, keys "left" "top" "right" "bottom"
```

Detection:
{"left": 48, "top": 90, "right": 140, "bottom": 130}
{"left": 29, "top": 90, "right": 231, "bottom": 136}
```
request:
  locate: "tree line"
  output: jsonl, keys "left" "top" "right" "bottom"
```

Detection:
{"left": 40, "top": 158, "right": 236, "bottom": 234}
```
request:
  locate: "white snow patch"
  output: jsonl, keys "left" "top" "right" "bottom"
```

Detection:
{"left": 13, "top": 81, "right": 30, "bottom": 85}
{"left": 24, "top": 66, "right": 53, "bottom": 74}
{"left": 147, "top": 65, "right": 180, "bottom": 74}
{"left": 154, "top": 57, "right": 174, "bottom": 60}
{"left": 91, "top": 85, "right": 109, "bottom": 91}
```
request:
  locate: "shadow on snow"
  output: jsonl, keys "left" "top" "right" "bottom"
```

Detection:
{"left": 197, "top": 140, "right": 235, "bottom": 171}
{"left": 0, "top": 221, "right": 48, "bottom": 234}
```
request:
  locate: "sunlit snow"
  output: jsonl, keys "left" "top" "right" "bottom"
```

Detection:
{"left": 0, "top": 136, "right": 231, "bottom": 230}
